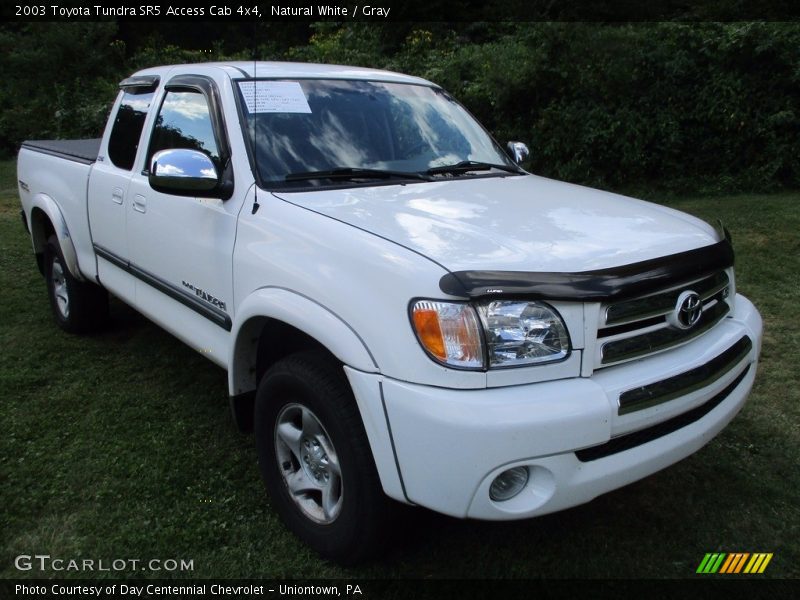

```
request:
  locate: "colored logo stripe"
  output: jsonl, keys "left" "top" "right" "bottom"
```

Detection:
{"left": 719, "top": 553, "right": 749, "bottom": 573}
{"left": 697, "top": 553, "right": 726, "bottom": 573}
{"left": 696, "top": 552, "right": 773, "bottom": 574}
{"left": 744, "top": 553, "right": 773, "bottom": 574}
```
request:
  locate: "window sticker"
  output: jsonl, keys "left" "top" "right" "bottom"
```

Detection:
{"left": 238, "top": 81, "right": 312, "bottom": 114}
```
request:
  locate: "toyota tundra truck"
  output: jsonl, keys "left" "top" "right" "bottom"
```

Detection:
{"left": 17, "top": 62, "right": 763, "bottom": 564}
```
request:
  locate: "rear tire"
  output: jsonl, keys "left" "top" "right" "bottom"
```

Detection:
{"left": 254, "top": 351, "right": 392, "bottom": 565}
{"left": 44, "top": 234, "right": 108, "bottom": 333}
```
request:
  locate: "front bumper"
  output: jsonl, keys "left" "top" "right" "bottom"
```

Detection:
{"left": 347, "top": 293, "right": 762, "bottom": 520}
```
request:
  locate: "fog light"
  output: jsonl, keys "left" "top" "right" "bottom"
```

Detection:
{"left": 489, "top": 467, "right": 529, "bottom": 502}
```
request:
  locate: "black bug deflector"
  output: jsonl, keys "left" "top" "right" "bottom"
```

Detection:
{"left": 438, "top": 236, "right": 734, "bottom": 302}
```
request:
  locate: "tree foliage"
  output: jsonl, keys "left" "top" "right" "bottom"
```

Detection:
{"left": 1, "top": 21, "right": 798, "bottom": 191}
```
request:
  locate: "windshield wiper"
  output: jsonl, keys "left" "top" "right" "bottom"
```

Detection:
{"left": 426, "top": 161, "right": 524, "bottom": 176}
{"left": 285, "top": 167, "right": 431, "bottom": 182}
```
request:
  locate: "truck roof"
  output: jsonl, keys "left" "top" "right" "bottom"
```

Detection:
{"left": 132, "top": 61, "right": 436, "bottom": 87}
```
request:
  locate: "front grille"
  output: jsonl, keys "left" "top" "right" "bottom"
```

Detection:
{"left": 596, "top": 270, "right": 732, "bottom": 367}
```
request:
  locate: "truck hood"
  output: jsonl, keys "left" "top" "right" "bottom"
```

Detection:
{"left": 272, "top": 174, "right": 718, "bottom": 274}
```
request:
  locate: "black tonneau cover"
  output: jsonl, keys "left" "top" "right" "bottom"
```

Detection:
{"left": 21, "top": 139, "right": 101, "bottom": 165}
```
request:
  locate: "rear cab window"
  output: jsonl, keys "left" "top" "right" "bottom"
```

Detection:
{"left": 107, "top": 89, "right": 155, "bottom": 170}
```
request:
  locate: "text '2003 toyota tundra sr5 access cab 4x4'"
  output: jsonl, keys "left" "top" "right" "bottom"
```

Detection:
{"left": 18, "top": 62, "right": 762, "bottom": 563}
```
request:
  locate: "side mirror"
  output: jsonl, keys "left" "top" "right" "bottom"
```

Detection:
{"left": 149, "top": 149, "right": 219, "bottom": 194}
{"left": 506, "top": 141, "right": 530, "bottom": 165}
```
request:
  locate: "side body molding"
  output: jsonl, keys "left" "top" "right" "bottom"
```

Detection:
{"left": 28, "top": 192, "right": 84, "bottom": 281}
{"left": 228, "top": 286, "right": 379, "bottom": 397}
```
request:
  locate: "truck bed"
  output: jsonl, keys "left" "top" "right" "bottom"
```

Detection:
{"left": 21, "top": 139, "right": 101, "bottom": 165}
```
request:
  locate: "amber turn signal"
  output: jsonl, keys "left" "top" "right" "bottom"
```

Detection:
{"left": 410, "top": 300, "right": 483, "bottom": 369}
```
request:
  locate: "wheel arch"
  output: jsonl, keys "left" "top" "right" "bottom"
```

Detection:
{"left": 28, "top": 194, "right": 83, "bottom": 281}
{"left": 228, "top": 287, "right": 379, "bottom": 399}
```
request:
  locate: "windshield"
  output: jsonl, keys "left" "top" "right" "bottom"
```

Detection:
{"left": 235, "top": 79, "right": 518, "bottom": 187}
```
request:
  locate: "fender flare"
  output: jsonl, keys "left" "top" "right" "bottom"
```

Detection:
{"left": 228, "top": 286, "right": 378, "bottom": 396}
{"left": 28, "top": 193, "right": 84, "bottom": 281}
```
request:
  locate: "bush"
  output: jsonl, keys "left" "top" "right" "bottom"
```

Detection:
{"left": 0, "top": 23, "right": 125, "bottom": 154}
{"left": 302, "top": 22, "right": 800, "bottom": 191}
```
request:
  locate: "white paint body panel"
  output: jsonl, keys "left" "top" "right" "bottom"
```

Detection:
{"left": 16, "top": 61, "right": 764, "bottom": 522}
{"left": 17, "top": 148, "right": 94, "bottom": 281}
{"left": 274, "top": 176, "right": 718, "bottom": 273}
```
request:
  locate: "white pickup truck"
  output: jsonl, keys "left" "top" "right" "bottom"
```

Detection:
{"left": 18, "top": 62, "right": 762, "bottom": 564}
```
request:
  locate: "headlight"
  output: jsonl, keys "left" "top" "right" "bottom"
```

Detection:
{"left": 410, "top": 299, "right": 570, "bottom": 369}
{"left": 477, "top": 301, "right": 570, "bottom": 367}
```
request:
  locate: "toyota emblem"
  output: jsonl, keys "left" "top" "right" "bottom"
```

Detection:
{"left": 668, "top": 290, "right": 703, "bottom": 330}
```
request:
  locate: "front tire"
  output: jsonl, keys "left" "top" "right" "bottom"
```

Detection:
{"left": 254, "top": 352, "right": 391, "bottom": 565}
{"left": 44, "top": 234, "right": 108, "bottom": 333}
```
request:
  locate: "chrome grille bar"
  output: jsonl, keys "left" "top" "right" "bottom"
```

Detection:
{"left": 617, "top": 336, "right": 752, "bottom": 415}
{"left": 604, "top": 271, "right": 729, "bottom": 327}
{"left": 576, "top": 363, "right": 751, "bottom": 462}
{"left": 600, "top": 297, "right": 729, "bottom": 364}
{"left": 595, "top": 269, "right": 732, "bottom": 368}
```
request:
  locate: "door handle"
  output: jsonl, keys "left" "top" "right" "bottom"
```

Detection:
{"left": 132, "top": 194, "right": 147, "bottom": 214}
{"left": 111, "top": 187, "right": 124, "bottom": 205}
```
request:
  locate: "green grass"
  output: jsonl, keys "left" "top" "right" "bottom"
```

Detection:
{"left": 1, "top": 158, "right": 798, "bottom": 579}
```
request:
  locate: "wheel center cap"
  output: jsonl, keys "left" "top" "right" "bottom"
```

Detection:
{"left": 301, "top": 437, "right": 329, "bottom": 482}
